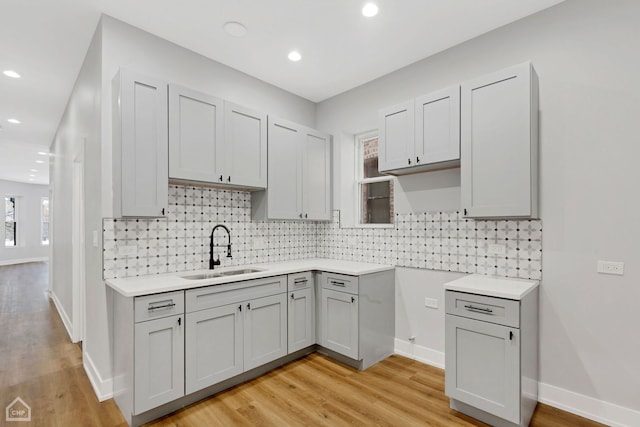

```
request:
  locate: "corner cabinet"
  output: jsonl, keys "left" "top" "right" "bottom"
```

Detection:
{"left": 379, "top": 85, "right": 460, "bottom": 175}
{"left": 168, "top": 84, "right": 267, "bottom": 189}
{"left": 112, "top": 69, "right": 168, "bottom": 217}
{"left": 252, "top": 117, "right": 331, "bottom": 221}
{"left": 460, "top": 62, "right": 539, "bottom": 219}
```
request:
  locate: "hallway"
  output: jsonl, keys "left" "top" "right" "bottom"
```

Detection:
{"left": 0, "top": 262, "right": 124, "bottom": 426}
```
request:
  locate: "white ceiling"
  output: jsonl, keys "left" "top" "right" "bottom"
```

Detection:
{"left": 0, "top": 0, "right": 565, "bottom": 186}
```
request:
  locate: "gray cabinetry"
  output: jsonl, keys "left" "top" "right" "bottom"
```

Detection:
{"left": 287, "top": 272, "right": 315, "bottom": 353}
{"left": 252, "top": 117, "right": 331, "bottom": 221}
{"left": 244, "top": 293, "right": 287, "bottom": 370}
{"left": 379, "top": 85, "right": 460, "bottom": 175}
{"left": 168, "top": 85, "right": 267, "bottom": 189}
{"left": 460, "top": 62, "right": 539, "bottom": 219}
{"left": 445, "top": 286, "right": 538, "bottom": 427}
{"left": 112, "top": 69, "right": 168, "bottom": 217}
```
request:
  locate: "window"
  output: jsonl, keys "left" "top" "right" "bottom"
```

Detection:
{"left": 41, "top": 197, "right": 49, "bottom": 245}
{"left": 356, "top": 134, "right": 394, "bottom": 225}
{"left": 5, "top": 196, "right": 17, "bottom": 247}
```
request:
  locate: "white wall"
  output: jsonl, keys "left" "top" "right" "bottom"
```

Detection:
{"left": 317, "top": 0, "right": 640, "bottom": 419}
{"left": 0, "top": 179, "right": 49, "bottom": 265}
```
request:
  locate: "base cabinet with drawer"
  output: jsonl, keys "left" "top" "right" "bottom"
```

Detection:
{"left": 444, "top": 277, "right": 539, "bottom": 427}
{"left": 287, "top": 272, "right": 315, "bottom": 354}
{"left": 318, "top": 270, "right": 395, "bottom": 370}
{"left": 185, "top": 275, "right": 287, "bottom": 394}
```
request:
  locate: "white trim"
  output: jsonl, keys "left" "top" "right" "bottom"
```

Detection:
{"left": 50, "top": 290, "right": 73, "bottom": 341}
{"left": 539, "top": 382, "right": 640, "bottom": 427}
{"left": 83, "top": 351, "right": 114, "bottom": 401}
{"left": 0, "top": 256, "right": 48, "bottom": 266}
{"left": 394, "top": 338, "right": 445, "bottom": 369}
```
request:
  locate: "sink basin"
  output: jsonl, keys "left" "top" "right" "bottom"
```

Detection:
{"left": 181, "top": 268, "right": 264, "bottom": 280}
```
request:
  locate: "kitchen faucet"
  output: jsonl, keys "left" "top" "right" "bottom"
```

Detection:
{"left": 209, "top": 224, "right": 232, "bottom": 270}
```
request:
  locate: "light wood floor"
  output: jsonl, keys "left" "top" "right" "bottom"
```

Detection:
{"left": 0, "top": 262, "right": 604, "bottom": 427}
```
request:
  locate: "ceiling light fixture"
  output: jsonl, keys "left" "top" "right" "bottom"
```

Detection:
{"left": 37, "top": 151, "right": 48, "bottom": 155}
{"left": 30, "top": 169, "right": 38, "bottom": 172}
{"left": 288, "top": 50, "right": 302, "bottom": 62}
{"left": 362, "top": 3, "right": 379, "bottom": 17}
{"left": 3, "top": 70, "right": 21, "bottom": 79}
{"left": 7, "top": 118, "right": 21, "bottom": 124}
{"left": 223, "top": 21, "right": 247, "bottom": 37}
{"left": 35, "top": 160, "right": 45, "bottom": 164}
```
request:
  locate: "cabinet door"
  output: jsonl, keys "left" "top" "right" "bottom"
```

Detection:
{"left": 244, "top": 293, "right": 287, "bottom": 371}
{"left": 288, "top": 287, "right": 315, "bottom": 353}
{"left": 445, "top": 314, "right": 520, "bottom": 424}
{"left": 461, "top": 62, "right": 538, "bottom": 218}
{"left": 185, "top": 303, "right": 243, "bottom": 394}
{"left": 116, "top": 69, "right": 168, "bottom": 217}
{"left": 415, "top": 85, "right": 460, "bottom": 165}
{"left": 168, "top": 84, "right": 224, "bottom": 183}
{"left": 225, "top": 102, "right": 267, "bottom": 188}
{"left": 379, "top": 100, "right": 414, "bottom": 172}
{"left": 134, "top": 314, "right": 184, "bottom": 414}
{"left": 302, "top": 128, "right": 331, "bottom": 220}
{"left": 267, "top": 118, "right": 303, "bottom": 220}
{"left": 320, "top": 289, "right": 358, "bottom": 360}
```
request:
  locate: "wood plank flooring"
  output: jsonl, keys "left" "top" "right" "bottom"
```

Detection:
{"left": 0, "top": 262, "right": 605, "bottom": 426}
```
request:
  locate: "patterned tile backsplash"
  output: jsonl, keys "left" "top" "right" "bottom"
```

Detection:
{"left": 103, "top": 185, "right": 542, "bottom": 280}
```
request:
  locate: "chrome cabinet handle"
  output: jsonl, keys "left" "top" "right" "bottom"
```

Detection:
{"left": 148, "top": 301, "right": 176, "bottom": 311}
{"left": 464, "top": 304, "right": 493, "bottom": 314}
{"left": 330, "top": 280, "right": 345, "bottom": 287}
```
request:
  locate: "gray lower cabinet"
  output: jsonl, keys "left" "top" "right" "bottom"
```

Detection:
{"left": 184, "top": 275, "right": 287, "bottom": 394}
{"left": 445, "top": 289, "right": 538, "bottom": 426}
{"left": 287, "top": 272, "right": 315, "bottom": 354}
{"left": 318, "top": 270, "right": 395, "bottom": 370}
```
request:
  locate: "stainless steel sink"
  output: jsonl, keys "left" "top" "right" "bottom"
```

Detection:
{"left": 181, "top": 268, "right": 264, "bottom": 280}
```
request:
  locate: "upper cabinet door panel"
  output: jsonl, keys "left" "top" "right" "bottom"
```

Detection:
{"left": 116, "top": 69, "right": 168, "bottom": 217}
{"left": 225, "top": 103, "right": 267, "bottom": 188}
{"left": 415, "top": 85, "right": 460, "bottom": 165}
{"left": 302, "top": 128, "right": 331, "bottom": 220}
{"left": 169, "top": 84, "right": 224, "bottom": 183}
{"left": 267, "top": 118, "right": 302, "bottom": 220}
{"left": 379, "top": 100, "right": 414, "bottom": 172}
{"left": 461, "top": 62, "right": 538, "bottom": 218}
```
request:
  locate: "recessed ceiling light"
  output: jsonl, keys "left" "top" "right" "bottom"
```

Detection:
{"left": 223, "top": 21, "right": 247, "bottom": 37}
{"left": 288, "top": 50, "right": 302, "bottom": 62}
{"left": 362, "top": 3, "right": 379, "bottom": 17}
{"left": 7, "top": 118, "right": 21, "bottom": 124}
{"left": 29, "top": 174, "right": 36, "bottom": 177}
{"left": 35, "top": 160, "right": 45, "bottom": 164}
{"left": 37, "top": 151, "right": 48, "bottom": 155}
{"left": 3, "top": 70, "right": 21, "bottom": 79}
{"left": 30, "top": 169, "right": 38, "bottom": 172}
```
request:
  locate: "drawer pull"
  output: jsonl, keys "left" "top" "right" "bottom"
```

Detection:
{"left": 330, "top": 281, "right": 345, "bottom": 287}
{"left": 148, "top": 301, "right": 176, "bottom": 311}
{"left": 294, "top": 278, "right": 308, "bottom": 284}
{"left": 464, "top": 304, "right": 493, "bottom": 314}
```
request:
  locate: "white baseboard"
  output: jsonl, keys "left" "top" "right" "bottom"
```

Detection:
{"left": 0, "top": 256, "right": 48, "bottom": 266}
{"left": 50, "top": 290, "right": 73, "bottom": 341}
{"left": 394, "top": 338, "right": 445, "bottom": 369}
{"left": 539, "top": 382, "right": 640, "bottom": 427}
{"left": 83, "top": 351, "right": 113, "bottom": 402}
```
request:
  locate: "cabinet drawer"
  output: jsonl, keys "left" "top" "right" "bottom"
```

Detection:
{"left": 288, "top": 271, "right": 313, "bottom": 292}
{"left": 445, "top": 291, "right": 519, "bottom": 328}
{"left": 135, "top": 291, "right": 185, "bottom": 323}
{"left": 320, "top": 272, "right": 358, "bottom": 294}
{"left": 186, "top": 275, "right": 287, "bottom": 313}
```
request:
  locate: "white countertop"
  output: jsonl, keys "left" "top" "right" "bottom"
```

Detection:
{"left": 444, "top": 274, "right": 539, "bottom": 300}
{"left": 105, "top": 258, "right": 394, "bottom": 297}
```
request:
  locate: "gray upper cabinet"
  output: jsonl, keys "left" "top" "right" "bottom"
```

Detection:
{"left": 168, "top": 84, "right": 224, "bottom": 184}
{"left": 112, "top": 69, "right": 168, "bottom": 218}
{"left": 169, "top": 85, "right": 267, "bottom": 189}
{"left": 379, "top": 86, "right": 460, "bottom": 175}
{"left": 460, "top": 62, "right": 539, "bottom": 219}
{"left": 252, "top": 117, "right": 331, "bottom": 221}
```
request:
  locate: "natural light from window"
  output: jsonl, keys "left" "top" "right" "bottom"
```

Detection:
{"left": 357, "top": 134, "right": 394, "bottom": 225}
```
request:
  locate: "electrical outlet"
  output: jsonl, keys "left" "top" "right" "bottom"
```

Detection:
{"left": 597, "top": 260, "right": 624, "bottom": 276}
{"left": 424, "top": 298, "right": 438, "bottom": 309}
{"left": 118, "top": 245, "right": 137, "bottom": 257}
{"left": 488, "top": 243, "right": 506, "bottom": 255}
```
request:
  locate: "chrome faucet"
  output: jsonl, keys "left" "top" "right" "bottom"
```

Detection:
{"left": 209, "top": 224, "right": 232, "bottom": 270}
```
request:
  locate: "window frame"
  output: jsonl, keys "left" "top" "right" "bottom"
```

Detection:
{"left": 41, "top": 197, "right": 50, "bottom": 246}
{"left": 354, "top": 131, "right": 395, "bottom": 228}
{"left": 5, "top": 195, "right": 17, "bottom": 248}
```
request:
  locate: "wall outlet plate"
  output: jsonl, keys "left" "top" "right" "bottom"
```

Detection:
{"left": 597, "top": 260, "right": 624, "bottom": 276}
{"left": 424, "top": 297, "right": 438, "bottom": 309}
